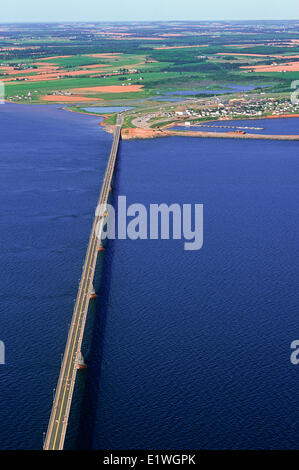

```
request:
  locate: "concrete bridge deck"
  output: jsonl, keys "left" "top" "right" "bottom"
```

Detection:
{"left": 43, "top": 114, "right": 123, "bottom": 450}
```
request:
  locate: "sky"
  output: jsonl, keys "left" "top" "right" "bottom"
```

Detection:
{"left": 1, "top": 0, "right": 299, "bottom": 22}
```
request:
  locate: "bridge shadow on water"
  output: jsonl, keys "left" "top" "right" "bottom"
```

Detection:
{"left": 75, "top": 141, "right": 122, "bottom": 450}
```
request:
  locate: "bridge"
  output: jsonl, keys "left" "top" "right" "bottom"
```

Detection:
{"left": 43, "top": 114, "right": 123, "bottom": 450}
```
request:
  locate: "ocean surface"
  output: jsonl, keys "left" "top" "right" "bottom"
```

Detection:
{"left": 0, "top": 103, "right": 112, "bottom": 449}
{"left": 0, "top": 104, "right": 298, "bottom": 449}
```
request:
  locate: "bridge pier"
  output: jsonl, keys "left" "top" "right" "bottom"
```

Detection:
{"left": 77, "top": 351, "right": 87, "bottom": 370}
{"left": 90, "top": 285, "right": 97, "bottom": 299}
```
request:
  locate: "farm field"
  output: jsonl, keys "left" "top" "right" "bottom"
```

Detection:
{"left": 1, "top": 21, "right": 299, "bottom": 129}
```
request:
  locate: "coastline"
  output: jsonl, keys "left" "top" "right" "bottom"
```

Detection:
{"left": 62, "top": 106, "right": 115, "bottom": 133}
{"left": 121, "top": 128, "right": 299, "bottom": 141}
{"left": 61, "top": 106, "right": 299, "bottom": 141}
{"left": 122, "top": 114, "right": 299, "bottom": 140}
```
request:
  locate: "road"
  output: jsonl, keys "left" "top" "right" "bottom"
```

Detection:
{"left": 43, "top": 114, "right": 123, "bottom": 450}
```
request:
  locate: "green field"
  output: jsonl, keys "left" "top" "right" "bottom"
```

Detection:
{"left": 1, "top": 21, "right": 298, "bottom": 112}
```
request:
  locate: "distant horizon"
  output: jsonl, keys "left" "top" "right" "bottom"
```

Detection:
{"left": 1, "top": 19, "right": 298, "bottom": 24}
{"left": 1, "top": 0, "right": 299, "bottom": 23}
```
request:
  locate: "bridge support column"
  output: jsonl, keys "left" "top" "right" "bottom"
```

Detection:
{"left": 90, "top": 285, "right": 97, "bottom": 299}
{"left": 77, "top": 352, "right": 87, "bottom": 370}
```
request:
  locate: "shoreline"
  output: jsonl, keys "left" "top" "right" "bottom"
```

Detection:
{"left": 10, "top": 102, "right": 298, "bottom": 141}
{"left": 65, "top": 107, "right": 299, "bottom": 140}
{"left": 62, "top": 106, "right": 116, "bottom": 133}
{"left": 171, "top": 113, "right": 299, "bottom": 127}
{"left": 121, "top": 128, "right": 299, "bottom": 141}
{"left": 122, "top": 114, "right": 299, "bottom": 140}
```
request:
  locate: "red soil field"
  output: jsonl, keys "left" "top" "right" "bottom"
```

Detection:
{"left": 0, "top": 66, "right": 59, "bottom": 77}
{"left": 3, "top": 67, "right": 113, "bottom": 83}
{"left": 69, "top": 85, "right": 144, "bottom": 94}
{"left": 82, "top": 64, "right": 111, "bottom": 69}
{"left": 36, "top": 55, "right": 72, "bottom": 61}
{"left": 241, "top": 62, "right": 299, "bottom": 72}
{"left": 122, "top": 128, "right": 159, "bottom": 139}
{"left": 266, "top": 114, "right": 299, "bottom": 118}
{"left": 40, "top": 95, "right": 103, "bottom": 102}
{"left": 216, "top": 52, "right": 299, "bottom": 59}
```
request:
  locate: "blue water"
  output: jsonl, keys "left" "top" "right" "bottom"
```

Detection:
{"left": 79, "top": 123, "right": 299, "bottom": 450}
{"left": 0, "top": 103, "right": 112, "bottom": 449}
{"left": 171, "top": 117, "right": 299, "bottom": 135}
{"left": 0, "top": 105, "right": 299, "bottom": 449}
{"left": 82, "top": 106, "right": 134, "bottom": 114}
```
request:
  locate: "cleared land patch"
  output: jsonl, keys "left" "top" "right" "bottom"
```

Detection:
{"left": 241, "top": 62, "right": 299, "bottom": 72}
{"left": 40, "top": 95, "right": 104, "bottom": 102}
{"left": 69, "top": 85, "right": 144, "bottom": 94}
